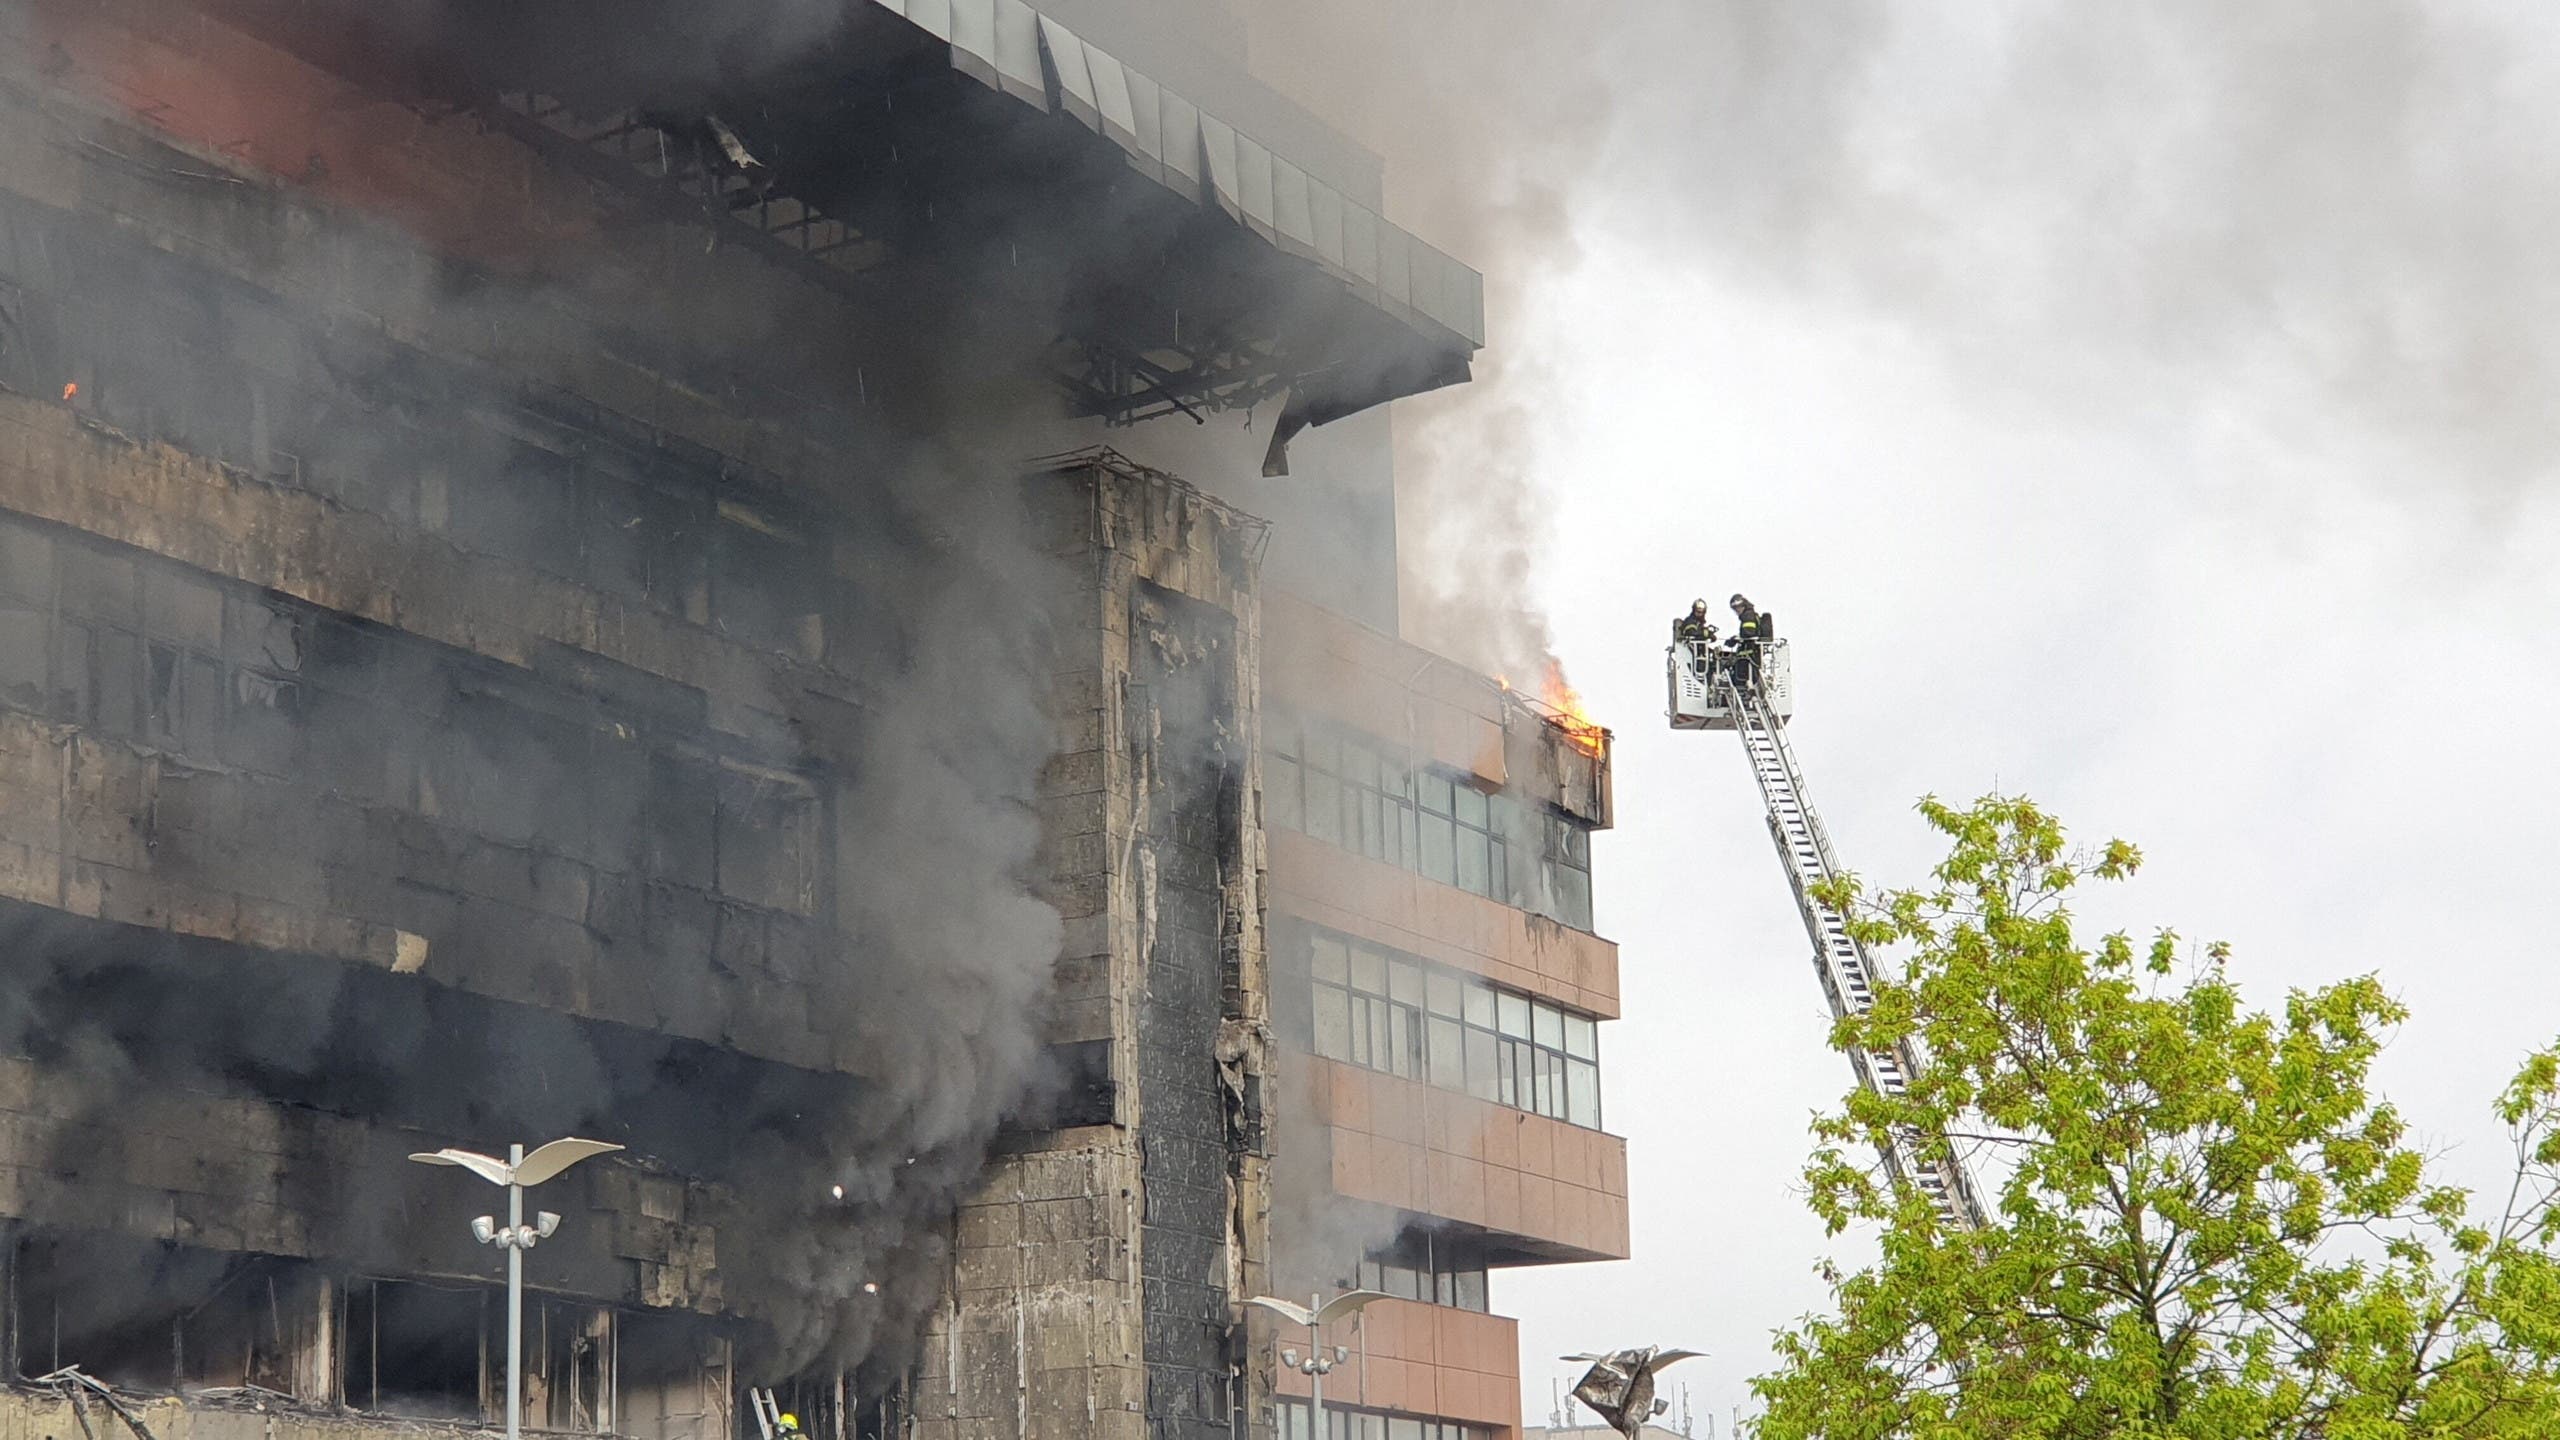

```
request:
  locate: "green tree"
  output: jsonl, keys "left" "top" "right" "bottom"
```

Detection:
{"left": 1749, "top": 796, "right": 2560, "bottom": 1440}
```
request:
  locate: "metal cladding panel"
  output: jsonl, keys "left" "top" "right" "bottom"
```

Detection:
{"left": 1085, "top": 44, "right": 1139, "bottom": 152}
{"left": 946, "top": 0, "right": 996, "bottom": 86}
{"left": 1124, "top": 68, "right": 1166, "bottom": 184}
{"left": 1040, "top": 16, "right": 1100, "bottom": 129}
{"left": 1271, "top": 157, "right": 1316, "bottom": 256}
{"left": 857, "top": 0, "right": 1485, "bottom": 356}
{"left": 994, "top": 0, "right": 1046, "bottom": 106}
{"left": 904, "top": 0, "right": 952, "bottom": 39}
{"left": 1309, "top": 178, "right": 1345, "bottom": 268}
{"left": 1199, "top": 112, "right": 1241, "bottom": 222}
{"left": 1342, "top": 201, "right": 1380, "bottom": 288}
{"left": 1157, "top": 87, "right": 1201, "bottom": 200}
{"left": 1377, "top": 224, "right": 1412, "bottom": 314}
{"left": 1234, "top": 131, "right": 1276, "bottom": 241}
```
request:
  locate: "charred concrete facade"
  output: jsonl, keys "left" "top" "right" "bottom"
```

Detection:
{"left": 0, "top": 8, "right": 1588, "bottom": 1440}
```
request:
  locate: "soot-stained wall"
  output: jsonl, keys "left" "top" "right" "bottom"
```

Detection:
{"left": 1131, "top": 580, "right": 1244, "bottom": 1440}
{"left": 916, "top": 458, "right": 1270, "bottom": 1440}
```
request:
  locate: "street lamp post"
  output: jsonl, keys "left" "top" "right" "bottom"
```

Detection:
{"left": 1246, "top": 1290, "right": 1392, "bottom": 1440}
{"left": 409, "top": 1137, "right": 626, "bottom": 1440}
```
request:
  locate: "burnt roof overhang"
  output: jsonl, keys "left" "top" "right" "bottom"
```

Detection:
{"left": 204, "top": 0, "right": 1479, "bottom": 447}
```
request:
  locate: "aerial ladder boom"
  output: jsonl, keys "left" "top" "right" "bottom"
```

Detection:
{"left": 1669, "top": 631, "right": 1988, "bottom": 1231}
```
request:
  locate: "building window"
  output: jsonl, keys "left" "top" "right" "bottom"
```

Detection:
{"left": 1266, "top": 713, "right": 1596, "bottom": 932}
{"left": 1280, "top": 1402, "right": 1480, "bottom": 1440}
{"left": 1306, "top": 927, "right": 1602, "bottom": 1129}
{"left": 1354, "top": 1232, "right": 1490, "bottom": 1313}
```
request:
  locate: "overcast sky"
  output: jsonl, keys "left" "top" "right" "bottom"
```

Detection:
{"left": 1239, "top": 3, "right": 2560, "bottom": 1430}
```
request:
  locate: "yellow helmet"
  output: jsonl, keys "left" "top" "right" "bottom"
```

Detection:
{"left": 778, "top": 1417, "right": 801, "bottom": 1433}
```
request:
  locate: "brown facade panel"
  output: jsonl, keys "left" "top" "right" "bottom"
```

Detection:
{"left": 1269, "top": 834, "right": 1620, "bottom": 1019}
{"left": 1271, "top": 1300, "right": 1518, "bottom": 1427}
{"left": 1304, "top": 1060, "right": 1628, "bottom": 1263}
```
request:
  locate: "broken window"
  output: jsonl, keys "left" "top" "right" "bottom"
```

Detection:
{"left": 7, "top": 1233, "right": 328, "bottom": 1395}
{"left": 343, "top": 1276, "right": 488, "bottom": 1421}
{"left": 616, "top": 1309, "right": 732, "bottom": 1440}
{"left": 1351, "top": 1231, "right": 1490, "bottom": 1315}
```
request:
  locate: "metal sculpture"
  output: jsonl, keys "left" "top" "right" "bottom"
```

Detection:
{"left": 1562, "top": 1347, "right": 1703, "bottom": 1440}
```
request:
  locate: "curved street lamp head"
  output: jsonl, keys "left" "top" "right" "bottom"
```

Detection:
{"left": 408, "top": 1138, "right": 624, "bottom": 1187}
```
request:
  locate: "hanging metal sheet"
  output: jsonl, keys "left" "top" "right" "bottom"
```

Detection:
{"left": 1234, "top": 132, "right": 1275, "bottom": 241}
{"left": 993, "top": 0, "right": 1045, "bottom": 107}
{"left": 946, "top": 0, "right": 996, "bottom": 88}
{"left": 857, "top": 0, "right": 1483, "bottom": 349}
{"left": 1271, "top": 157, "right": 1316, "bottom": 256}
{"left": 1085, "top": 45, "right": 1139, "bottom": 153}
{"left": 1040, "top": 16, "right": 1099, "bottom": 130}
{"left": 1199, "top": 112, "right": 1241, "bottom": 223}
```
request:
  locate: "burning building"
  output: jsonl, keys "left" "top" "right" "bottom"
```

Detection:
{"left": 0, "top": 5, "right": 1623, "bottom": 1440}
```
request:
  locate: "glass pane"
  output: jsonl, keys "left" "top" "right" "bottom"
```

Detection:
{"left": 1269, "top": 713, "right": 1299, "bottom": 761}
{"left": 1462, "top": 981, "right": 1496, "bottom": 1028}
{"left": 1534, "top": 1002, "right": 1565, "bottom": 1050}
{"left": 1418, "top": 769, "right": 1453, "bottom": 815}
{"left": 1497, "top": 991, "right": 1531, "bottom": 1037}
{"left": 1303, "top": 727, "right": 1339, "bottom": 774}
{"left": 1420, "top": 813, "right": 1456, "bottom": 883}
{"left": 1305, "top": 771, "right": 1342, "bottom": 843}
{"left": 1464, "top": 1029, "right": 1499, "bottom": 1101}
{"left": 1557, "top": 865, "right": 1593, "bottom": 931}
{"left": 1370, "top": 1003, "right": 1395, "bottom": 1073}
{"left": 1311, "top": 935, "right": 1349, "bottom": 985}
{"left": 1361, "top": 789, "right": 1386, "bottom": 858}
{"left": 1426, "top": 971, "right": 1462, "bottom": 1017}
{"left": 1455, "top": 1268, "right": 1487, "bottom": 1312}
{"left": 1267, "top": 756, "right": 1301, "bottom": 830}
{"left": 1489, "top": 837, "right": 1508, "bottom": 904}
{"left": 1389, "top": 960, "right": 1425, "bottom": 1006}
{"left": 1534, "top": 1048, "right": 1559, "bottom": 1117}
{"left": 1427, "top": 1016, "right": 1463, "bottom": 1087}
{"left": 1350, "top": 944, "right": 1386, "bottom": 994}
{"left": 1387, "top": 1265, "right": 1421, "bottom": 1301}
{"left": 1344, "top": 741, "right": 1377, "bottom": 789}
{"left": 1568, "top": 1058, "right": 1601, "bottom": 1128}
{"left": 1453, "top": 784, "right": 1487, "bottom": 827}
{"left": 1564, "top": 1012, "right": 1598, "bottom": 1059}
{"left": 1456, "top": 830, "right": 1489, "bottom": 895}
{"left": 1398, "top": 804, "right": 1418, "bottom": 871}
{"left": 1379, "top": 758, "right": 1409, "bottom": 802}
{"left": 1435, "top": 1268, "right": 1456, "bottom": 1306}
{"left": 1389, "top": 1007, "right": 1417, "bottom": 1078}
{"left": 1313, "top": 985, "right": 1351, "bottom": 1060}
{"left": 1391, "top": 1418, "right": 1424, "bottom": 1440}
{"left": 1359, "top": 1259, "right": 1383, "bottom": 1290}
{"left": 1348, "top": 998, "right": 1373, "bottom": 1067}
{"left": 1563, "top": 822, "right": 1589, "bottom": 866}
{"left": 1497, "top": 1042, "right": 1520, "bottom": 1108}
{"left": 1361, "top": 1415, "right": 1384, "bottom": 1440}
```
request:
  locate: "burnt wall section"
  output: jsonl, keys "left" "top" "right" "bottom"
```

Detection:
{"left": 0, "top": 29, "right": 1080, "bottom": 1394}
{"left": 1130, "top": 582, "right": 1244, "bottom": 1440}
{"left": 918, "top": 457, "right": 1270, "bottom": 1440}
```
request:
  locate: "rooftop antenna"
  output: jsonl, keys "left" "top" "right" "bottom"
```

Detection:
{"left": 1549, "top": 1378, "right": 1566, "bottom": 1431}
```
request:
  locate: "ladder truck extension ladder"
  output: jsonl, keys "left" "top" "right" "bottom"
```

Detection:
{"left": 1669, "top": 637, "right": 1988, "bottom": 1230}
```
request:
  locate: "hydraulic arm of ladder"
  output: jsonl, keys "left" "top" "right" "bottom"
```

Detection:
{"left": 1721, "top": 674, "right": 1989, "bottom": 1231}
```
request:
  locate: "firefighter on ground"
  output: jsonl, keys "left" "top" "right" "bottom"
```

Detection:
{"left": 777, "top": 1417, "right": 802, "bottom": 1439}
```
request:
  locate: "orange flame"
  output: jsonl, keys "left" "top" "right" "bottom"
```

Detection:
{"left": 60, "top": 382, "right": 77, "bottom": 402}
{"left": 1538, "top": 659, "right": 1608, "bottom": 759}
